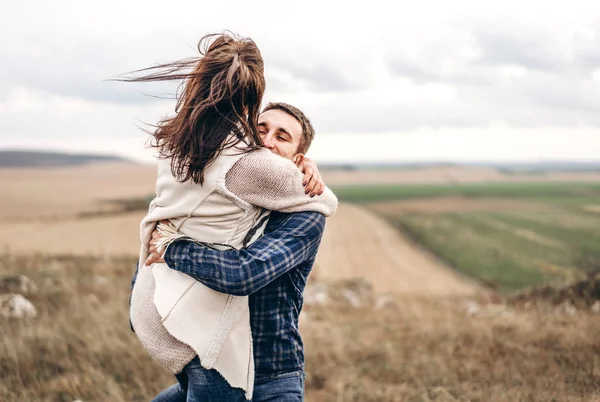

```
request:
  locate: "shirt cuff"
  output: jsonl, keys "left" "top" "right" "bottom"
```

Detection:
{"left": 164, "top": 239, "right": 198, "bottom": 268}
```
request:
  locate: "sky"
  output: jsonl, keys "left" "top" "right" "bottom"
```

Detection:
{"left": 2, "top": 0, "right": 600, "bottom": 164}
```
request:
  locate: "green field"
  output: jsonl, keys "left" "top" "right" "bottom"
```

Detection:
{"left": 331, "top": 181, "right": 600, "bottom": 206}
{"left": 334, "top": 181, "right": 600, "bottom": 293}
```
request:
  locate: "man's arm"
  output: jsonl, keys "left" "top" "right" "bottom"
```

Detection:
{"left": 163, "top": 211, "right": 325, "bottom": 297}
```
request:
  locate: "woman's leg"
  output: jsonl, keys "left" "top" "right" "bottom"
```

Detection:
{"left": 184, "top": 357, "right": 247, "bottom": 402}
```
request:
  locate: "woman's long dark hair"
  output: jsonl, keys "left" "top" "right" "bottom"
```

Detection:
{"left": 118, "top": 31, "right": 265, "bottom": 184}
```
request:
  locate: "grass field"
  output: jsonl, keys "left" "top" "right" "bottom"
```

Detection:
{"left": 2, "top": 254, "right": 599, "bottom": 402}
{"left": 331, "top": 181, "right": 600, "bottom": 205}
{"left": 389, "top": 208, "right": 600, "bottom": 293}
{"left": 3, "top": 165, "right": 600, "bottom": 401}
{"left": 335, "top": 181, "right": 600, "bottom": 293}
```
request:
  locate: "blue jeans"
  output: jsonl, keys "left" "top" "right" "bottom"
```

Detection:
{"left": 252, "top": 371, "right": 305, "bottom": 402}
{"left": 152, "top": 357, "right": 247, "bottom": 402}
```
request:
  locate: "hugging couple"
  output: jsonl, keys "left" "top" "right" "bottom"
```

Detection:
{"left": 127, "top": 31, "right": 338, "bottom": 402}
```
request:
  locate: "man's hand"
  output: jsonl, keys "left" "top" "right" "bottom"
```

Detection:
{"left": 293, "top": 154, "right": 324, "bottom": 197}
{"left": 145, "top": 224, "right": 166, "bottom": 265}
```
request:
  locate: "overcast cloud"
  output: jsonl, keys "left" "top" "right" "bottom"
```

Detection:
{"left": 1, "top": 0, "right": 600, "bottom": 162}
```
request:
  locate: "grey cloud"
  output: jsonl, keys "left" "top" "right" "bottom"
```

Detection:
{"left": 525, "top": 74, "right": 600, "bottom": 115}
{"left": 459, "top": 71, "right": 600, "bottom": 127}
{"left": 475, "top": 31, "right": 565, "bottom": 71}
{"left": 302, "top": 65, "right": 600, "bottom": 134}
{"left": 574, "top": 48, "right": 600, "bottom": 74}
{"left": 386, "top": 58, "right": 493, "bottom": 86}
{"left": 386, "top": 28, "right": 573, "bottom": 86}
{"left": 1, "top": 40, "right": 185, "bottom": 104}
{"left": 5, "top": 24, "right": 600, "bottom": 135}
{"left": 386, "top": 62, "right": 439, "bottom": 83}
{"left": 2, "top": 38, "right": 360, "bottom": 104}
{"left": 305, "top": 102, "right": 491, "bottom": 133}
{"left": 270, "top": 61, "right": 362, "bottom": 93}
{"left": 374, "top": 25, "right": 600, "bottom": 132}
{"left": 304, "top": 96, "right": 595, "bottom": 135}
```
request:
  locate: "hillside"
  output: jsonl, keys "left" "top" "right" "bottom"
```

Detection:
{"left": 0, "top": 150, "right": 131, "bottom": 168}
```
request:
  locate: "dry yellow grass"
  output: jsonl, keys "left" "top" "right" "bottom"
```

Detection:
{"left": 2, "top": 163, "right": 600, "bottom": 401}
{"left": 303, "top": 295, "right": 600, "bottom": 402}
{"left": 2, "top": 254, "right": 599, "bottom": 402}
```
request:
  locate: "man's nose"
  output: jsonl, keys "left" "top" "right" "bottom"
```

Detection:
{"left": 263, "top": 136, "right": 274, "bottom": 148}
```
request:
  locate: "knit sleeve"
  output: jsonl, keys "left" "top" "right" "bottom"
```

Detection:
{"left": 225, "top": 148, "right": 338, "bottom": 217}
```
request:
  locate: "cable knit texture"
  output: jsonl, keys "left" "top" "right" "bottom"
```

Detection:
{"left": 130, "top": 145, "right": 338, "bottom": 400}
{"left": 225, "top": 148, "right": 338, "bottom": 214}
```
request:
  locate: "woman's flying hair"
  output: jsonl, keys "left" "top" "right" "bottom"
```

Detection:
{"left": 117, "top": 31, "right": 266, "bottom": 184}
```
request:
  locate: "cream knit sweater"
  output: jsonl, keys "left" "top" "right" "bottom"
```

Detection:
{"left": 130, "top": 146, "right": 338, "bottom": 400}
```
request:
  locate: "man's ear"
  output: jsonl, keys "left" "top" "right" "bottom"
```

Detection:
{"left": 292, "top": 153, "right": 305, "bottom": 166}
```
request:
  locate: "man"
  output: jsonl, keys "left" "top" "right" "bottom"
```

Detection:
{"left": 141, "top": 102, "right": 328, "bottom": 401}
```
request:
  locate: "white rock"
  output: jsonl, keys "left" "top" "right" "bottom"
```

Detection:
{"left": 591, "top": 301, "right": 600, "bottom": 314}
{"left": 341, "top": 278, "right": 374, "bottom": 300}
{"left": 93, "top": 276, "right": 109, "bottom": 287}
{"left": 304, "top": 283, "right": 329, "bottom": 306}
{"left": 374, "top": 294, "right": 396, "bottom": 310}
{"left": 342, "top": 289, "right": 362, "bottom": 308}
{"left": 0, "top": 294, "right": 38, "bottom": 319}
{"left": 465, "top": 301, "right": 481, "bottom": 316}
{"left": 561, "top": 301, "right": 578, "bottom": 316}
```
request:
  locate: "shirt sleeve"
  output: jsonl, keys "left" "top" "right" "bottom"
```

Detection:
{"left": 225, "top": 149, "right": 338, "bottom": 217}
{"left": 163, "top": 211, "right": 325, "bottom": 296}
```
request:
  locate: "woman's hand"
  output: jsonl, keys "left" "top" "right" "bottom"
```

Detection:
{"left": 293, "top": 154, "right": 324, "bottom": 197}
{"left": 145, "top": 223, "right": 167, "bottom": 265}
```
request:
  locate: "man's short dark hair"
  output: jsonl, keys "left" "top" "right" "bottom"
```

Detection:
{"left": 261, "top": 102, "right": 315, "bottom": 154}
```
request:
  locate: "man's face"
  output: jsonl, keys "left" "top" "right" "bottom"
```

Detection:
{"left": 258, "top": 109, "right": 303, "bottom": 160}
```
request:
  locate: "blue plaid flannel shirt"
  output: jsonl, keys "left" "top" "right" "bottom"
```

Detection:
{"left": 161, "top": 210, "right": 325, "bottom": 376}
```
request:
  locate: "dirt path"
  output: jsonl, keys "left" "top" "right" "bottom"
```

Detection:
{"left": 314, "top": 203, "right": 481, "bottom": 296}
